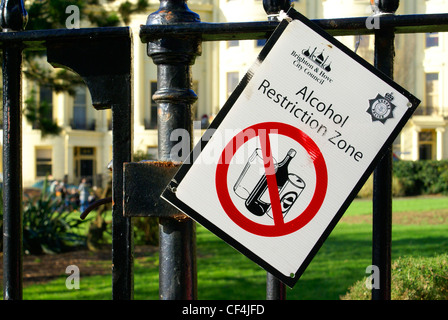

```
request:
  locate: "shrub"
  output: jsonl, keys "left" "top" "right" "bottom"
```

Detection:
{"left": 357, "top": 174, "right": 406, "bottom": 198}
{"left": 341, "top": 254, "right": 448, "bottom": 300}
{"left": 393, "top": 160, "right": 448, "bottom": 196}
{"left": 134, "top": 217, "right": 159, "bottom": 246}
{"left": 358, "top": 160, "right": 448, "bottom": 198}
{"left": 393, "top": 160, "right": 423, "bottom": 196}
{"left": 23, "top": 187, "right": 89, "bottom": 255}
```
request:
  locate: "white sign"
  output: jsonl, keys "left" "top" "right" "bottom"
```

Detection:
{"left": 162, "top": 8, "right": 420, "bottom": 287}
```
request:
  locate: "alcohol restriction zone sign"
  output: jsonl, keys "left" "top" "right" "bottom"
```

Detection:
{"left": 162, "top": 8, "right": 420, "bottom": 287}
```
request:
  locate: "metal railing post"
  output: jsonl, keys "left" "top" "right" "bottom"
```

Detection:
{"left": 146, "top": 0, "right": 201, "bottom": 300}
{"left": 1, "top": 0, "right": 27, "bottom": 300}
{"left": 371, "top": 0, "right": 399, "bottom": 301}
{"left": 263, "top": 0, "right": 290, "bottom": 300}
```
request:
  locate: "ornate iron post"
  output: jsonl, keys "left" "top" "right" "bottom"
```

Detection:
{"left": 1, "top": 0, "right": 27, "bottom": 300}
{"left": 371, "top": 0, "right": 399, "bottom": 301}
{"left": 146, "top": 0, "right": 201, "bottom": 300}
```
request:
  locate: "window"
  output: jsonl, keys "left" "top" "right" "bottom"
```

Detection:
{"left": 147, "top": 147, "right": 158, "bottom": 160}
{"left": 256, "top": 39, "right": 267, "bottom": 47}
{"left": 418, "top": 130, "right": 435, "bottom": 160}
{"left": 36, "top": 148, "right": 52, "bottom": 177}
{"left": 40, "top": 85, "right": 52, "bottom": 102}
{"left": 74, "top": 147, "right": 96, "bottom": 185}
{"left": 226, "top": 72, "right": 239, "bottom": 99}
{"left": 33, "top": 85, "right": 53, "bottom": 129}
{"left": 107, "top": 109, "right": 112, "bottom": 130}
{"left": 148, "top": 81, "right": 199, "bottom": 128}
{"left": 227, "top": 40, "right": 239, "bottom": 48}
{"left": 426, "top": 33, "right": 439, "bottom": 48}
{"left": 147, "top": 81, "right": 158, "bottom": 129}
{"left": 354, "top": 35, "right": 373, "bottom": 62}
{"left": 191, "top": 81, "right": 199, "bottom": 120}
{"left": 425, "top": 73, "right": 439, "bottom": 113}
{"left": 392, "top": 134, "right": 401, "bottom": 158}
{"left": 72, "top": 86, "right": 95, "bottom": 130}
{"left": 354, "top": 35, "right": 371, "bottom": 51}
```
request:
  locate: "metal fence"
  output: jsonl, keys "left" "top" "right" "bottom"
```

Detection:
{"left": 2, "top": 0, "right": 448, "bottom": 300}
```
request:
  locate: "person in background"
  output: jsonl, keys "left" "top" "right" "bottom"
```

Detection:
{"left": 78, "top": 178, "right": 90, "bottom": 213}
{"left": 50, "top": 180, "right": 59, "bottom": 194}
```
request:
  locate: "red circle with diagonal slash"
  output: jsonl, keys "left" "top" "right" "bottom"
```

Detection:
{"left": 215, "top": 122, "right": 328, "bottom": 237}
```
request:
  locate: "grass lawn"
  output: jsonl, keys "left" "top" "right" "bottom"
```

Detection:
{"left": 17, "top": 195, "right": 448, "bottom": 300}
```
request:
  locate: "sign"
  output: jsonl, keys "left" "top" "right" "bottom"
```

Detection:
{"left": 215, "top": 122, "right": 328, "bottom": 238}
{"left": 162, "top": 8, "right": 420, "bottom": 287}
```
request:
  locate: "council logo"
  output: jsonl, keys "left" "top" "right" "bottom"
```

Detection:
{"left": 302, "top": 46, "right": 332, "bottom": 72}
{"left": 367, "top": 92, "right": 396, "bottom": 124}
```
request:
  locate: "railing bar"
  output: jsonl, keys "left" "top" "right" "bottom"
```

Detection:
{"left": 0, "top": 14, "right": 443, "bottom": 47}
{"left": 159, "top": 217, "right": 197, "bottom": 299}
{"left": 371, "top": 1, "right": 397, "bottom": 301}
{"left": 111, "top": 100, "right": 134, "bottom": 299}
{"left": 266, "top": 273, "right": 286, "bottom": 300}
{"left": 146, "top": 1, "right": 200, "bottom": 300}
{"left": 2, "top": 42, "right": 24, "bottom": 300}
{"left": 0, "top": 26, "right": 130, "bottom": 40}
{"left": 140, "top": 13, "right": 448, "bottom": 42}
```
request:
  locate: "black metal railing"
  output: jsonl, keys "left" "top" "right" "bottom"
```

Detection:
{"left": 2, "top": 0, "right": 448, "bottom": 301}
{"left": 1, "top": 0, "right": 133, "bottom": 300}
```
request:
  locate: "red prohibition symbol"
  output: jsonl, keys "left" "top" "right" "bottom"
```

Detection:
{"left": 215, "top": 122, "right": 328, "bottom": 237}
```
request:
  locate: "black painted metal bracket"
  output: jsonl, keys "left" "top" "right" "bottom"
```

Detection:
{"left": 46, "top": 28, "right": 132, "bottom": 110}
{"left": 123, "top": 161, "right": 183, "bottom": 218}
{"left": 44, "top": 28, "right": 134, "bottom": 300}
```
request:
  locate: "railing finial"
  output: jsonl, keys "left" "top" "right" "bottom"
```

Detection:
{"left": 263, "top": 0, "right": 291, "bottom": 21}
{"left": 370, "top": 0, "right": 399, "bottom": 14}
{"left": 0, "top": 0, "right": 28, "bottom": 31}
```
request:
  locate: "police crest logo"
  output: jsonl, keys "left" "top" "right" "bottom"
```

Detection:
{"left": 367, "top": 92, "right": 397, "bottom": 124}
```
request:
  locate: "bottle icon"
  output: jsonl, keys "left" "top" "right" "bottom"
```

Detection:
{"left": 245, "top": 149, "right": 297, "bottom": 216}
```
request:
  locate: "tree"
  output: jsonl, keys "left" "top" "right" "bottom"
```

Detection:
{"left": 26, "top": 0, "right": 149, "bottom": 30}
{"left": 20, "top": 0, "right": 149, "bottom": 136}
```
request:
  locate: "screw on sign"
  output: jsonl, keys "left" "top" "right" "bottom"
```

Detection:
{"left": 215, "top": 122, "right": 328, "bottom": 237}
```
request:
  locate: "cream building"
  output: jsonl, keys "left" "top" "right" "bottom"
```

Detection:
{"left": 1, "top": 0, "right": 446, "bottom": 188}
{"left": 322, "top": 0, "right": 448, "bottom": 161}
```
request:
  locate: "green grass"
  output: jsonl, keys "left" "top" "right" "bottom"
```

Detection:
{"left": 346, "top": 195, "right": 448, "bottom": 216}
{"left": 18, "top": 196, "right": 448, "bottom": 300}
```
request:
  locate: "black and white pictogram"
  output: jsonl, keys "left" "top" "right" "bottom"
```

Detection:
{"left": 233, "top": 148, "right": 306, "bottom": 219}
{"left": 302, "top": 46, "right": 332, "bottom": 72}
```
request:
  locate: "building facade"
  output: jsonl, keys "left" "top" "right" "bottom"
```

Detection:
{"left": 0, "top": 0, "right": 446, "bottom": 188}
{"left": 322, "top": 0, "right": 448, "bottom": 161}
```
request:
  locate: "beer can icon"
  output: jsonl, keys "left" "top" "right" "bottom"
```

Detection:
{"left": 266, "top": 173, "right": 306, "bottom": 219}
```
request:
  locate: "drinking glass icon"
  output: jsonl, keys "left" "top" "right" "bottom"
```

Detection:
{"left": 233, "top": 148, "right": 277, "bottom": 200}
